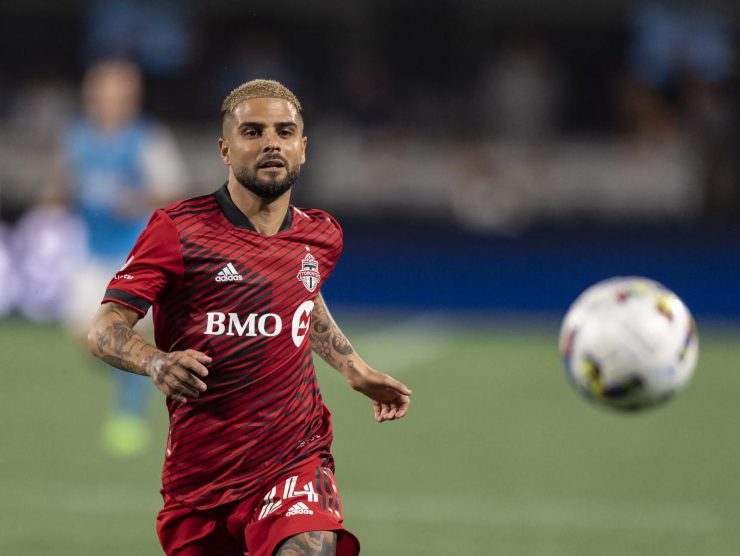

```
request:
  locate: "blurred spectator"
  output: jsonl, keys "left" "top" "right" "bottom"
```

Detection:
{"left": 40, "top": 58, "right": 188, "bottom": 456}
{"left": 11, "top": 207, "right": 86, "bottom": 321}
{"left": 479, "top": 34, "right": 564, "bottom": 143}
{"left": 448, "top": 143, "right": 538, "bottom": 234}
{"left": 616, "top": 75, "right": 680, "bottom": 143}
{"left": 686, "top": 76, "right": 740, "bottom": 225}
{"left": 627, "top": 1, "right": 739, "bottom": 223}
{"left": 629, "top": 2, "right": 734, "bottom": 88}
{"left": 451, "top": 34, "right": 563, "bottom": 233}
{"left": 0, "top": 223, "right": 21, "bottom": 317}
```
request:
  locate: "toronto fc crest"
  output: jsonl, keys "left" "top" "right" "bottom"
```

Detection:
{"left": 297, "top": 252, "right": 321, "bottom": 292}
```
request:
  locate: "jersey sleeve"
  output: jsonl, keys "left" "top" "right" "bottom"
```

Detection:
{"left": 300, "top": 208, "right": 344, "bottom": 283}
{"left": 303, "top": 208, "right": 343, "bottom": 253}
{"left": 320, "top": 210, "right": 344, "bottom": 264}
{"left": 102, "top": 209, "right": 183, "bottom": 315}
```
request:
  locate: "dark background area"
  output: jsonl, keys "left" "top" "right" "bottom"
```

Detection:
{"left": 0, "top": 0, "right": 738, "bottom": 317}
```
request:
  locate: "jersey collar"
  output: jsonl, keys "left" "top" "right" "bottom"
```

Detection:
{"left": 215, "top": 182, "right": 293, "bottom": 233}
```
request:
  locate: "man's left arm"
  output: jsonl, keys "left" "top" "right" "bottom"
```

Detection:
{"left": 310, "top": 292, "right": 412, "bottom": 422}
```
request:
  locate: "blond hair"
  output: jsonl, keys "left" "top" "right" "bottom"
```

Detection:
{"left": 221, "top": 79, "right": 302, "bottom": 123}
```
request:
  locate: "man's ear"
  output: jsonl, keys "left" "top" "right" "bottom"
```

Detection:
{"left": 301, "top": 136, "right": 307, "bottom": 165}
{"left": 218, "top": 137, "right": 229, "bottom": 165}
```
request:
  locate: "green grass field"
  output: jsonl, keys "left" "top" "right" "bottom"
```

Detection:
{"left": 1, "top": 315, "right": 739, "bottom": 555}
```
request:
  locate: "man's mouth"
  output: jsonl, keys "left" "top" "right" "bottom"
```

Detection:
{"left": 258, "top": 159, "right": 286, "bottom": 169}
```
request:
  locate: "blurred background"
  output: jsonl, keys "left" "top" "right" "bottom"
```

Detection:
{"left": 0, "top": 1, "right": 739, "bottom": 555}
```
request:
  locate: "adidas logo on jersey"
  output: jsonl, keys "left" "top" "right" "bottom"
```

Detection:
{"left": 215, "top": 262, "right": 243, "bottom": 282}
{"left": 285, "top": 502, "right": 314, "bottom": 517}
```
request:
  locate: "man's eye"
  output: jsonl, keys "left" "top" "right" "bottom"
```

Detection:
{"left": 279, "top": 129, "right": 294, "bottom": 137}
{"left": 243, "top": 129, "right": 258, "bottom": 137}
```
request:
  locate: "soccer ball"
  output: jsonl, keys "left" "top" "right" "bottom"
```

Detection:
{"left": 559, "top": 277, "right": 698, "bottom": 411}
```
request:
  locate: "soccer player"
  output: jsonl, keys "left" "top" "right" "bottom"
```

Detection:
{"left": 87, "top": 79, "right": 412, "bottom": 556}
{"left": 43, "top": 58, "right": 187, "bottom": 455}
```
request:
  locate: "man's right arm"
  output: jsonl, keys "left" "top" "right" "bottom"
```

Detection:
{"left": 88, "top": 302, "right": 211, "bottom": 403}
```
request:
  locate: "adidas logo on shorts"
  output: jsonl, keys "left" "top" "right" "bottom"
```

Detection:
{"left": 215, "top": 262, "right": 243, "bottom": 282}
{"left": 285, "top": 502, "right": 314, "bottom": 517}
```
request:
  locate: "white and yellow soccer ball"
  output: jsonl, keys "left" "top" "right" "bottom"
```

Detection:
{"left": 559, "top": 277, "right": 699, "bottom": 411}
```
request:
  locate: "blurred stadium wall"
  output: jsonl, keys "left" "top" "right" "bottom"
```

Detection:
{"left": 0, "top": 0, "right": 737, "bottom": 319}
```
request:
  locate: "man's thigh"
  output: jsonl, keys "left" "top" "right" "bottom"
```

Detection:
{"left": 275, "top": 530, "right": 337, "bottom": 555}
{"left": 157, "top": 497, "right": 243, "bottom": 556}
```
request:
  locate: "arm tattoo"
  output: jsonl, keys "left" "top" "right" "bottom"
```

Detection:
{"left": 331, "top": 334, "right": 354, "bottom": 356}
{"left": 310, "top": 293, "right": 354, "bottom": 367}
{"left": 311, "top": 335, "right": 335, "bottom": 365}
{"left": 276, "top": 531, "right": 337, "bottom": 556}
{"left": 110, "top": 321, "right": 136, "bottom": 352}
{"left": 313, "top": 320, "right": 330, "bottom": 334}
{"left": 93, "top": 308, "right": 159, "bottom": 376}
{"left": 101, "top": 354, "right": 129, "bottom": 371}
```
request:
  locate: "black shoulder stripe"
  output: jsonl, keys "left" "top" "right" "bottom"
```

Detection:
{"left": 103, "top": 289, "right": 152, "bottom": 314}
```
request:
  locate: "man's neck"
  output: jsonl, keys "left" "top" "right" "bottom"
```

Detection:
{"left": 227, "top": 179, "right": 291, "bottom": 237}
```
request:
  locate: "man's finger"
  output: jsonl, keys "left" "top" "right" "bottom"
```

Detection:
{"left": 396, "top": 397, "right": 410, "bottom": 418}
{"left": 165, "top": 364, "right": 206, "bottom": 390}
{"left": 184, "top": 349, "right": 212, "bottom": 366}
{"left": 180, "top": 355, "right": 210, "bottom": 378}
{"left": 372, "top": 400, "right": 382, "bottom": 422}
{"left": 166, "top": 374, "right": 201, "bottom": 398}
{"left": 380, "top": 402, "right": 392, "bottom": 421}
{"left": 156, "top": 378, "right": 191, "bottom": 402}
{"left": 175, "top": 378, "right": 203, "bottom": 398}
{"left": 172, "top": 365, "right": 208, "bottom": 392}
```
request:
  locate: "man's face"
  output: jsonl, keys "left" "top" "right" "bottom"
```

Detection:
{"left": 219, "top": 98, "right": 307, "bottom": 199}
{"left": 83, "top": 61, "right": 142, "bottom": 130}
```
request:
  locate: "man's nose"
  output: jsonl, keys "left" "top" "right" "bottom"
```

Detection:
{"left": 261, "top": 130, "right": 280, "bottom": 151}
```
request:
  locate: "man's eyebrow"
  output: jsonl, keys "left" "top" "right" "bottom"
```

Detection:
{"left": 237, "top": 121, "right": 297, "bottom": 129}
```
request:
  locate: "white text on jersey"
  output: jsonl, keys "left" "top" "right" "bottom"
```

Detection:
{"left": 215, "top": 262, "right": 243, "bottom": 282}
{"left": 204, "top": 312, "right": 282, "bottom": 337}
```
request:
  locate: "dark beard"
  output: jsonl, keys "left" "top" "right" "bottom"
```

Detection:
{"left": 234, "top": 165, "right": 300, "bottom": 199}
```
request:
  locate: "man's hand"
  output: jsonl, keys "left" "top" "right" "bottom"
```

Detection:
{"left": 89, "top": 302, "right": 212, "bottom": 404}
{"left": 309, "top": 292, "right": 413, "bottom": 423}
{"left": 348, "top": 367, "right": 412, "bottom": 423}
{"left": 148, "top": 350, "right": 211, "bottom": 403}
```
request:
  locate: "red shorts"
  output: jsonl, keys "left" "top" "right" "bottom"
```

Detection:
{"left": 156, "top": 456, "right": 360, "bottom": 556}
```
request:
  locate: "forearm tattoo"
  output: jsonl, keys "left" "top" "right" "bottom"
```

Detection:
{"left": 94, "top": 313, "right": 158, "bottom": 376}
{"left": 276, "top": 531, "right": 337, "bottom": 556}
{"left": 310, "top": 294, "right": 354, "bottom": 367}
{"left": 331, "top": 334, "right": 354, "bottom": 356}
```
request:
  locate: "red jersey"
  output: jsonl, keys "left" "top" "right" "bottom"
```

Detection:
{"left": 102, "top": 184, "right": 343, "bottom": 509}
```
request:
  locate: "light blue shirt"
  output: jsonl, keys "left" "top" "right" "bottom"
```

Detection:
{"left": 63, "top": 118, "right": 154, "bottom": 258}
